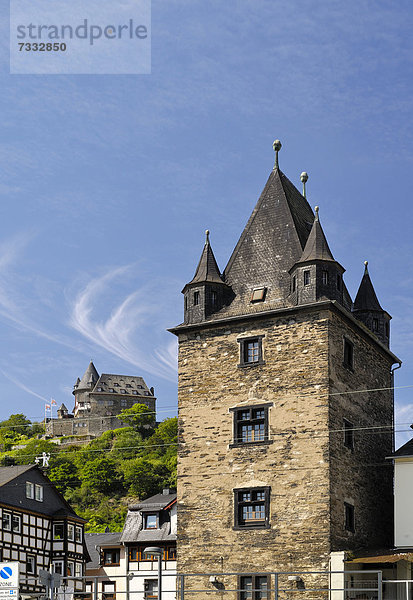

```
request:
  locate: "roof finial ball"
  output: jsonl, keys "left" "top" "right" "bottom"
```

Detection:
{"left": 205, "top": 229, "right": 210, "bottom": 243}
{"left": 300, "top": 171, "right": 309, "bottom": 198}
{"left": 314, "top": 205, "right": 319, "bottom": 222}
{"left": 364, "top": 260, "right": 369, "bottom": 273}
{"left": 273, "top": 139, "right": 282, "bottom": 170}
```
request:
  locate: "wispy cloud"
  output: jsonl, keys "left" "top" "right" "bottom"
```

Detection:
{"left": 70, "top": 266, "right": 178, "bottom": 382}
{"left": 0, "top": 369, "right": 49, "bottom": 404}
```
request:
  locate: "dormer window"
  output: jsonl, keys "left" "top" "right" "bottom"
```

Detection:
{"left": 108, "top": 388, "right": 114, "bottom": 393}
{"left": 121, "top": 389, "right": 126, "bottom": 394}
{"left": 132, "top": 390, "right": 138, "bottom": 395}
{"left": 144, "top": 514, "right": 158, "bottom": 529}
{"left": 97, "top": 387, "right": 103, "bottom": 392}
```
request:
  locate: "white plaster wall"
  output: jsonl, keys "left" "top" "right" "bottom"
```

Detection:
{"left": 395, "top": 460, "right": 413, "bottom": 547}
{"left": 170, "top": 505, "right": 177, "bottom": 535}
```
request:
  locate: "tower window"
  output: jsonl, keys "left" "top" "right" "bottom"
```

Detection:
{"left": 345, "top": 502, "right": 355, "bottom": 532}
{"left": 193, "top": 291, "right": 199, "bottom": 306}
{"left": 238, "top": 336, "right": 265, "bottom": 367}
{"left": 211, "top": 290, "right": 217, "bottom": 306}
{"left": 303, "top": 271, "right": 310, "bottom": 286}
{"left": 343, "top": 338, "right": 354, "bottom": 370}
{"left": 322, "top": 270, "right": 329, "bottom": 285}
{"left": 343, "top": 419, "right": 354, "bottom": 450}
{"left": 292, "top": 276, "right": 296, "bottom": 292}
{"left": 372, "top": 318, "right": 379, "bottom": 331}
{"left": 385, "top": 322, "right": 389, "bottom": 337}
{"left": 234, "top": 487, "right": 270, "bottom": 529}
{"left": 239, "top": 575, "right": 269, "bottom": 600}
{"left": 336, "top": 274, "right": 342, "bottom": 291}
{"left": 230, "top": 404, "right": 272, "bottom": 447}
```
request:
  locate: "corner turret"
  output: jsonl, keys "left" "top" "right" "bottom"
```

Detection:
{"left": 182, "top": 230, "right": 232, "bottom": 324}
{"left": 352, "top": 261, "right": 391, "bottom": 346}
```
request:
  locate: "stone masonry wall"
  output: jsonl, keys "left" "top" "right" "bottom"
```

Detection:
{"left": 177, "top": 307, "right": 332, "bottom": 577}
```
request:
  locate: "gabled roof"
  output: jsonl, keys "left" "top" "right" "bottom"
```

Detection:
{"left": 77, "top": 361, "right": 99, "bottom": 390}
{"left": 0, "top": 464, "right": 34, "bottom": 487}
{"left": 391, "top": 438, "right": 413, "bottom": 458}
{"left": 185, "top": 231, "right": 224, "bottom": 288}
{"left": 354, "top": 263, "right": 383, "bottom": 312}
{"left": 221, "top": 168, "right": 314, "bottom": 313}
{"left": 85, "top": 532, "right": 122, "bottom": 569}
{"left": 297, "top": 207, "right": 336, "bottom": 263}
{"left": 120, "top": 491, "right": 176, "bottom": 543}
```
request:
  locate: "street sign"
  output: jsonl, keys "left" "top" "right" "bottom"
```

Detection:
{"left": 0, "top": 563, "right": 19, "bottom": 600}
{"left": 39, "top": 570, "right": 62, "bottom": 589}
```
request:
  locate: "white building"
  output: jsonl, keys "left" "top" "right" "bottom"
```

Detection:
{"left": 85, "top": 490, "right": 176, "bottom": 600}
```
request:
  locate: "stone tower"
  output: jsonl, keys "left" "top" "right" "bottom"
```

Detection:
{"left": 169, "top": 142, "right": 401, "bottom": 580}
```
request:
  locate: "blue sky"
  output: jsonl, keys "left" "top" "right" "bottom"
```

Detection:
{"left": 1, "top": 1, "right": 413, "bottom": 445}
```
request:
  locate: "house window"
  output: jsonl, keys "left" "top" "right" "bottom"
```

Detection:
{"left": 231, "top": 405, "right": 271, "bottom": 446}
{"left": 53, "top": 561, "right": 64, "bottom": 575}
{"left": 238, "top": 336, "right": 264, "bottom": 367}
{"left": 26, "top": 482, "right": 34, "bottom": 499}
{"left": 75, "top": 563, "right": 83, "bottom": 578}
{"left": 144, "top": 580, "right": 158, "bottom": 600}
{"left": 303, "top": 270, "right": 310, "bottom": 286}
{"left": 35, "top": 484, "right": 43, "bottom": 502}
{"left": 53, "top": 523, "right": 64, "bottom": 540}
{"left": 234, "top": 487, "right": 270, "bottom": 529}
{"left": 251, "top": 287, "right": 267, "bottom": 303}
{"left": 67, "top": 523, "right": 75, "bottom": 541}
{"left": 75, "top": 526, "right": 83, "bottom": 543}
{"left": 193, "top": 291, "right": 199, "bottom": 306}
{"left": 103, "top": 549, "right": 120, "bottom": 566}
{"left": 27, "top": 555, "right": 36, "bottom": 575}
{"left": 167, "top": 546, "right": 177, "bottom": 560}
{"left": 345, "top": 502, "right": 355, "bottom": 532}
{"left": 144, "top": 514, "right": 158, "bottom": 529}
{"left": 344, "top": 419, "right": 354, "bottom": 450}
{"left": 85, "top": 582, "right": 93, "bottom": 600}
{"left": 12, "top": 515, "right": 21, "bottom": 533}
{"left": 67, "top": 561, "right": 75, "bottom": 577}
{"left": 102, "top": 582, "right": 116, "bottom": 600}
{"left": 239, "top": 575, "right": 269, "bottom": 600}
{"left": 322, "top": 270, "right": 329, "bottom": 285}
{"left": 343, "top": 338, "right": 354, "bottom": 370}
{"left": 2, "top": 513, "right": 11, "bottom": 531}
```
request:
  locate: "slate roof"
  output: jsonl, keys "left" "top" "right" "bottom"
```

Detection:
{"left": 85, "top": 532, "right": 122, "bottom": 569}
{"left": 391, "top": 438, "right": 413, "bottom": 458}
{"left": 185, "top": 232, "right": 225, "bottom": 288}
{"left": 120, "top": 491, "right": 176, "bottom": 543}
{"left": 218, "top": 168, "right": 315, "bottom": 316}
{"left": 76, "top": 361, "right": 100, "bottom": 391}
{"left": 297, "top": 209, "right": 336, "bottom": 263}
{"left": 91, "top": 374, "right": 153, "bottom": 398}
{"left": 0, "top": 465, "right": 34, "bottom": 487}
{"left": 353, "top": 264, "right": 384, "bottom": 312}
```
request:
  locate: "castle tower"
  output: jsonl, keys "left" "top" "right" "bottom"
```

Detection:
{"left": 73, "top": 361, "right": 99, "bottom": 417}
{"left": 169, "top": 141, "right": 401, "bottom": 581}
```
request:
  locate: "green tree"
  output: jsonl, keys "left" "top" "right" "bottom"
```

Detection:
{"left": 80, "top": 457, "right": 123, "bottom": 494}
{"left": 117, "top": 404, "right": 155, "bottom": 438}
{"left": 122, "top": 457, "right": 169, "bottom": 498}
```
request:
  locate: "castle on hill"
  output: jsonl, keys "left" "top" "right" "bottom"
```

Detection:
{"left": 45, "top": 361, "right": 156, "bottom": 440}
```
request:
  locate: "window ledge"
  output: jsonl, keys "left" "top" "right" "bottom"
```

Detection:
{"left": 238, "top": 361, "right": 266, "bottom": 369}
{"left": 229, "top": 440, "right": 273, "bottom": 449}
{"left": 232, "top": 524, "right": 271, "bottom": 531}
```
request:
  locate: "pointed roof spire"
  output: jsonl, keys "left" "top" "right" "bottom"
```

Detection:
{"left": 186, "top": 230, "right": 225, "bottom": 286}
{"left": 273, "top": 139, "right": 282, "bottom": 170}
{"left": 298, "top": 206, "right": 335, "bottom": 263}
{"left": 353, "top": 261, "right": 383, "bottom": 311}
{"left": 76, "top": 361, "right": 99, "bottom": 391}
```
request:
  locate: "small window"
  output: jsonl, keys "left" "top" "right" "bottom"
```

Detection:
{"left": 35, "top": 484, "right": 43, "bottom": 502}
{"left": 126, "top": 384, "right": 132, "bottom": 388}
{"left": 167, "top": 546, "right": 176, "bottom": 560}
{"left": 67, "top": 561, "right": 74, "bottom": 577}
{"left": 211, "top": 290, "right": 217, "bottom": 306}
{"left": 2, "top": 513, "right": 11, "bottom": 531}
{"left": 193, "top": 291, "right": 199, "bottom": 306}
{"left": 26, "top": 482, "right": 34, "bottom": 499}
{"left": 53, "top": 561, "right": 64, "bottom": 575}
{"left": 12, "top": 515, "right": 21, "bottom": 533}
{"left": 53, "top": 523, "right": 64, "bottom": 540}
{"left": 144, "top": 580, "right": 158, "bottom": 600}
{"left": 114, "top": 383, "right": 120, "bottom": 387}
{"left": 231, "top": 405, "right": 271, "bottom": 446}
{"left": 103, "top": 582, "right": 116, "bottom": 600}
{"left": 372, "top": 318, "right": 379, "bottom": 332}
{"left": 238, "top": 337, "right": 264, "bottom": 367}
{"left": 108, "top": 388, "right": 114, "bottom": 393}
{"left": 385, "top": 322, "right": 390, "bottom": 337}
{"left": 303, "top": 270, "right": 310, "bottom": 286}
{"left": 239, "top": 575, "right": 269, "bottom": 600}
{"left": 67, "top": 523, "right": 75, "bottom": 541}
{"left": 120, "top": 389, "right": 126, "bottom": 394}
{"left": 322, "top": 270, "right": 329, "bottom": 285}
{"left": 234, "top": 487, "right": 270, "bottom": 529}
{"left": 345, "top": 502, "right": 355, "bottom": 532}
{"left": 144, "top": 514, "right": 158, "bottom": 529}
{"left": 132, "top": 390, "right": 138, "bottom": 395}
{"left": 336, "top": 273, "right": 342, "bottom": 291}
{"left": 75, "top": 563, "right": 83, "bottom": 578}
{"left": 103, "top": 549, "right": 120, "bottom": 566}
{"left": 292, "top": 276, "right": 296, "bottom": 293}
{"left": 343, "top": 338, "right": 354, "bottom": 370}
{"left": 75, "top": 526, "right": 83, "bottom": 543}
{"left": 27, "top": 555, "right": 36, "bottom": 575}
{"left": 97, "top": 387, "right": 103, "bottom": 392}
{"left": 251, "top": 287, "right": 267, "bottom": 303}
{"left": 343, "top": 419, "right": 354, "bottom": 450}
